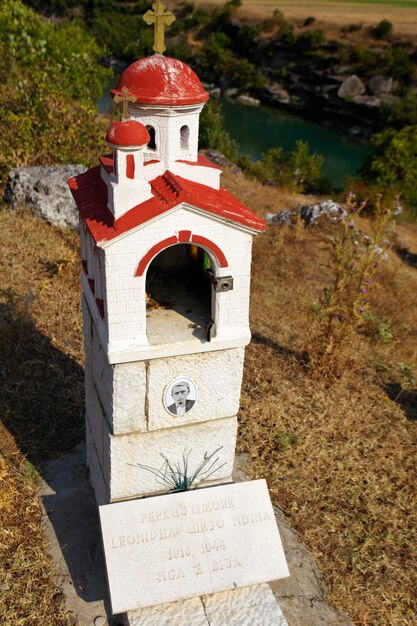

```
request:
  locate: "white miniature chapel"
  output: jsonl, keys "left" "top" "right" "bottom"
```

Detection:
{"left": 68, "top": 1, "right": 266, "bottom": 506}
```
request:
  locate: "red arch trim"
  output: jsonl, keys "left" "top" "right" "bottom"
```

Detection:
{"left": 135, "top": 232, "right": 228, "bottom": 277}
{"left": 191, "top": 235, "right": 228, "bottom": 268}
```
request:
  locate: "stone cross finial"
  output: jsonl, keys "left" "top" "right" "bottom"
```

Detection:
{"left": 113, "top": 87, "right": 136, "bottom": 121}
{"left": 143, "top": 0, "right": 176, "bottom": 55}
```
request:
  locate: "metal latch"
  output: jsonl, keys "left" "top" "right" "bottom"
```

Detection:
{"left": 207, "top": 270, "right": 234, "bottom": 292}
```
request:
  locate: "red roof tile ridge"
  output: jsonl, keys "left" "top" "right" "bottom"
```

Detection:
{"left": 162, "top": 171, "right": 184, "bottom": 197}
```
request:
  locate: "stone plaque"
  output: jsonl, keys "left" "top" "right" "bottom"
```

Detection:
{"left": 99, "top": 480, "right": 289, "bottom": 614}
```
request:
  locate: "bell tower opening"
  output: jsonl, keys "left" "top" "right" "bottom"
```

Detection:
{"left": 145, "top": 244, "right": 212, "bottom": 345}
{"left": 146, "top": 126, "right": 156, "bottom": 150}
{"left": 180, "top": 125, "right": 190, "bottom": 151}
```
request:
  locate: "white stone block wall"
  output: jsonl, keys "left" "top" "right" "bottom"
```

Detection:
{"left": 130, "top": 104, "right": 203, "bottom": 168}
{"left": 84, "top": 307, "right": 243, "bottom": 502}
{"left": 86, "top": 307, "right": 244, "bottom": 435}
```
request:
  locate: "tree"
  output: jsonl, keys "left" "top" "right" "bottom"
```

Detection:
{"left": 361, "top": 125, "right": 417, "bottom": 210}
{"left": 0, "top": 0, "right": 110, "bottom": 184}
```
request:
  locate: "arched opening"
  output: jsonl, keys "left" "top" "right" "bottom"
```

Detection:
{"left": 146, "top": 125, "right": 156, "bottom": 150}
{"left": 145, "top": 244, "right": 212, "bottom": 345}
{"left": 180, "top": 125, "right": 189, "bottom": 151}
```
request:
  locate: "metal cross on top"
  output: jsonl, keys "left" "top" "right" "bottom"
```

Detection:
{"left": 143, "top": 0, "right": 176, "bottom": 55}
{"left": 114, "top": 86, "right": 136, "bottom": 121}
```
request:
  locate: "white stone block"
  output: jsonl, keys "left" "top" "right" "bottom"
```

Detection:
{"left": 85, "top": 377, "right": 105, "bottom": 463}
{"left": 204, "top": 583, "right": 288, "bottom": 626}
{"left": 82, "top": 296, "right": 92, "bottom": 377}
{"left": 86, "top": 421, "right": 109, "bottom": 506}
{"left": 105, "top": 416, "right": 237, "bottom": 501}
{"left": 99, "top": 480, "right": 289, "bottom": 612}
{"left": 147, "top": 349, "right": 245, "bottom": 430}
{"left": 112, "top": 362, "right": 147, "bottom": 434}
{"left": 126, "top": 584, "right": 288, "bottom": 626}
{"left": 126, "top": 597, "right": 207, "bottom": 626}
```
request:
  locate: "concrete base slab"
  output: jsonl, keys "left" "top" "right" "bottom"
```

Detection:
{"left": 39, "top": 446, "right": 352, "bottom": 626}
{"left": 126, "top": 584, "right": 287, "bottom": 626}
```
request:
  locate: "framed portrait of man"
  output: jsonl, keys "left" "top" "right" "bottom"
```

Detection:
{"left": 163, "top": 377, "right": 198, "bottom": 417}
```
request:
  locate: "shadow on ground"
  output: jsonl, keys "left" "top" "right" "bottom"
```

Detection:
{"left": 0, "top": 295, "right": 123, "bottom": 624}
{"left": 252, "top": 331, "right": 303, "bottom": 361}
{"left": 383, "top": 382, "right": 417, "bottom": 421}
{"left": 0, "top": 294, "right": 84, "bottom": 464}
{"left": 394, "top": 246, "right": 417, "bottom": 269}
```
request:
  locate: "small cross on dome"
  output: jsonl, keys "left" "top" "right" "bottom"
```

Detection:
{"left": 143, "top": 0, "right": 176, "bottom": 55}
{"left": 113, "top": 86, "right": 136, "bottom": 121}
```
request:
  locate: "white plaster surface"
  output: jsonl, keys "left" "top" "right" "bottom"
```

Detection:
{"left": 100, "top": 480, "right": 289, "bottom": 613}
{"left": 105, "top": 416, "right": 237, "bottom": 501}
{"left": 148, "top": 348, "right": 245, "bottom": 430}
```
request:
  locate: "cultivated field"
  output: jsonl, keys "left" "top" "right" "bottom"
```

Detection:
{"left": 194, "top": 0, "right": 417, "bottom": 37}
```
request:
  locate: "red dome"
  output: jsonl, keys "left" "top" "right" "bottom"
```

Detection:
{"left": 106, "top": 120, "right": 149, "bottom": 147}
{"left": 112, "top": 55, "right": 209, "bottom": 106}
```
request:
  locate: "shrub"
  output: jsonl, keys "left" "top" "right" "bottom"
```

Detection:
{"left": 272, "top": 8, "right": 287, "bottom": 29}
{"left": 383, "top": 46, "right": 415, "bottom": 82}
{"left": 230, "top": 58, "right": 265, "bottom": 90}
{"left": 381, "top": 93, "right": 417, "bottom": 129}
{"left": 304, "top": 16, "right": 316, "bottom": 27}
{"left": 199, "top": 99, "right": 238, "bottom": 161}
{"left": 308, "top": 194, "right": 399, "bottom": 375}
{"left": 373, "top": 19, "right": 393, "bottom": 40}
{"left": 296, "top": 28, "right": 326, "bottom": 48}
{"left": 0, "top": 0, "right": 109, "bottom": 184}
{"left": 361, "top": 125, "right": 417, "bottom": 212}
{"left": 198, "top": 32, "right": 233, "bottom": 83}
{"left": 351, "top": 44, "right": 379, "bottom": 73}
{"left": 239, "top": 141, "right": 325, "bottom": 193}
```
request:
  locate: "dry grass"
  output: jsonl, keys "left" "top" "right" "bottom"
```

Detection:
{"left": 0, "top": 423, "right": 75, "bottom": 625}
{"left": 1, "top": 171, "right": 417, "bottom": 624}
{"left": 193, "top": 0, "right": 417, "bottom": 38}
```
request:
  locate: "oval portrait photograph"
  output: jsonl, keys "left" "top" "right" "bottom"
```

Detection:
{"left": 163, "top": 377, "right": 198, "bottom": 417}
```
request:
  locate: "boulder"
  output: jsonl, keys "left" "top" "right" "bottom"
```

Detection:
{"left": 199, "top": 149, "right": 243, "bottom": 177}
{"left": 337, "top": 75, "right": 366, "bottom": 99}
{"left": 264, "top": 82, "right": 290, "bottom": 105}
{"left": 236, "top": 94, "right": 260, "bottom": 107}
{"left": 352, "top": 95, "right": 381, "bottom": 108}
{"left": 223, "top": 87, "right": 239, "bottom": 99}
{"left": 266, "top": 200, "right": 347, "bottom": 226}
{"left": 300, "top": 200, "right": 347, "bottom": 225}
{"left": 4, "top": 164, "right": 85, "bottom": 230}
{"left": 368, "top": 75, "right": 394, "bottom": 95}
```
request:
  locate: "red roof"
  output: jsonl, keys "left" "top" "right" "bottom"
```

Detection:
{"left": 112, "top": 56, "right": 209, "bottom": 106}
{"left": 68, "top": 166, "right": 265, "bottom": 244}
{"left": 106, "top": 120, "right": 149, "bottom": 147}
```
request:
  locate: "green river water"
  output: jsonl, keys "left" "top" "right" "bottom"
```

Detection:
{"left": 219, "top": 97, "right": 371, "bottom": 189}
{"left": 99, "top": 82, "right": 370, "bottom": 188}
